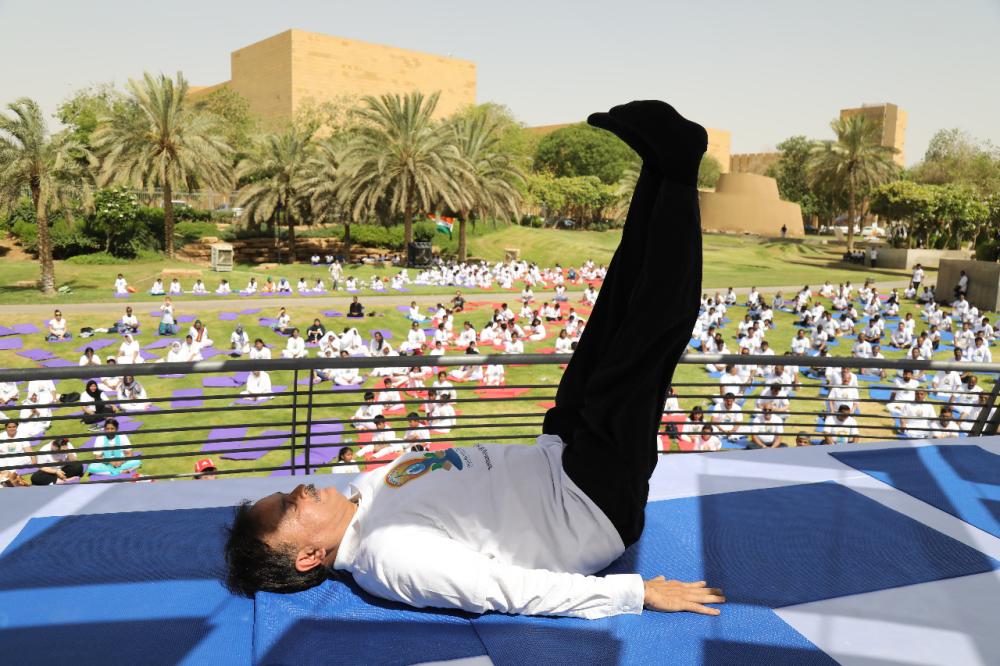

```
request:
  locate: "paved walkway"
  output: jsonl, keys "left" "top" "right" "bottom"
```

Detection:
{"left": 0, "top": 280, "right": 915, "bottom": 316}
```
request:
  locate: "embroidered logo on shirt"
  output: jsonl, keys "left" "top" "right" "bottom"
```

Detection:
{"left": 384, "top": 449, "right": 464, "bottom": 488}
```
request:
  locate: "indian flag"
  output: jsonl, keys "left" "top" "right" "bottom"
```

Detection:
{"left": 434, "top": 216, "right": 454, "bottom": 238}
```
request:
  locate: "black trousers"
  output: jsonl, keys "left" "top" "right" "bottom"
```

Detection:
{"left": 31, "top": 462, "right": 85, "bottom": 485}
{"left": 551, "top": 169, "right": 703, "bottom": 548}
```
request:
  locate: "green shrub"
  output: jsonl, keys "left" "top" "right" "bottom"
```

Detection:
{"left": 175, "top": 220, "right": 220, "bottom": 244}
{"left": 12, "top": 217, "right": 98, "bottom": 259}
{"left": 529, "top": 216, "right": 544, "bottom": 228}
{"left": 413, "top": 221, "right": 436, "bottom": 243}
{"left": 65, "top": 252, "right": 128, "bottom": 265}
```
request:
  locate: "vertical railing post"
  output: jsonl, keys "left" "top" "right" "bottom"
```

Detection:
{"left": 970, "top": 372, "right": 1000, "bottom": 437}
{"left": 289, "top": 369, "right": 299, "bottom": 475}
{"left": 304, "top": 370, "right": 316, "bottom": 475}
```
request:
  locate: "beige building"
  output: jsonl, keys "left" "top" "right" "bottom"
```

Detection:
{"left": 699, "top": 173, "right": 804, "bottom": 237}
{"left": 189, "top": 29, "right": 477, "bottom": 123}
{"left": 839, "top": 103, "right": 908, "bottom": 166}
{"left": 729, "top": 152, "right": 782, "bottom": 175}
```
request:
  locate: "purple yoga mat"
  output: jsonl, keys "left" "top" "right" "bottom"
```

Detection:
{"left": 17, "top": 349, "right": 54, "bottom": 361}
{"left": 269, "top": 444, "right": 343, "bottom": 476}
{"left": 216, "top": 429, "right": 291, "bottom": 461}
{"left": 139, "top": 350, "right": 159, "bottom": 361}
{"left": 232, "top": 384, "right": 287, "bottom": 405}
{"left": 202, "top": 376, "right": 239, "bottom": 388}
{"left": 218, "top": 312, "right": 238, "bottom": 321}
{"left": 202, "top": 427, "right": 248, "bottom": 453}
{"left": 148, "top": 310, "right": 161, "bottom": 318}
{"left": 176, "top": 315, "right": 195, "bottom": 323}
{"left": 396, "top": 305, "right": 412, "bottom": 313}
{"left": 330, "top": 383, "right": 362, "bottom": 392}
{"left": 75, "top": 338, "right": 117, "bottom": 352}
{"left": 199, "top": 346, "right": 223, "bottom": 360}
{"left": 233, "top": 371, "right": 251, "bottom": 386}
{"left": 157, "top": 373, "right": 187, "bottom": 379}
{"left": 143, "top": 339, "right": 175, "bottom": 350}
{"left": 0, "top": 337, "right": 24, "bottom": 351}
{"left": 114, "top": 418, "right": 144, "bottom": 433}
{"left": 40, "top": 358, "right": 76, "bottom": 368}
{"left": 239, "top": 308, "right": 261, "bottom": 315}
{"left": 0, "top": 325, "right": 15, "bottom": 336}
{"left": 12, "top": 324, "right": 40, "bottom": 335}
{"left": 392, "top": 287, "right": 411, "bottom": 292}
{"left": 114, "top": 293, "right": 130, "bottom": 298}
{"left": 322, "top": 311, "right": 344, "bottom": 318}
{"left": 170, "top": 388, "right": 204, "bottom": 409}
{"left": 372, "top": 329, "right": 394, "bottom": 340}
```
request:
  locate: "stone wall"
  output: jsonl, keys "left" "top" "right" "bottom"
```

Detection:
{"left": 699, "top": 173, "right": 804, "bottom": 237}
{"left": 936, "top": 259, "right": 1000, "bottom": 311}
{"left": 875, "top": 248, "right": 974, "bottom": 270}
{"left": 180, "top": 237, "right": 405, "bottom": 266}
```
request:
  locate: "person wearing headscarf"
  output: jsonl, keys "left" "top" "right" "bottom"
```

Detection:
{"left": 117, "top": 333, "right": 143, "bottom": 365}
{"left": 318, "top": 331, "right": 340, "bottom": 356}
{"left": 230, "top": 325, "right": 251, "bottom": 355}
{"left": 160, "top": 340, "right": 186, "bottom": 363}
{"left": 81, "top": 379, "right": 117, "bottom": 428}
{"left": 306, "top": 319, "right": 326, "bottom": 344}
{"left": 339, "top": 327, "right": 367, "bottom": 356}
{"left": 117, "top": 375, "right": 150, "bottom": 412}
{"left": 188, "top": 319, "right": 213, "bottom": 350}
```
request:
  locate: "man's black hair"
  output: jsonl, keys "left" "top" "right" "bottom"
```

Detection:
{"left": 224, "top": 501, "right": 329, "bottom": 597}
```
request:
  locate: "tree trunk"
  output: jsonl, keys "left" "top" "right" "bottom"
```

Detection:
{"left": 31, "top": 182, "right": 57, "bottom": 295}
{"left": 458, "top": 210, "right": 469, "bottom": 262}
{"left": 343, "top": 221, "right": 352, "bottom": 262}
{"left": 846, "top": 180, "right": 857, "bottom": 253}
{"left": 287, "top": 209, "right": 296, "bottom": 263}
{"left": 163, "top": 181, "right": 175, "bottom": 258}
{"left": 404, "top": 202, "right": 414, "bottom": 247}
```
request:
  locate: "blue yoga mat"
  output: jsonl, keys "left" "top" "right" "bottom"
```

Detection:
{"left": 0, "top": 506, "right": 253, "bottom": 666}
{"left": 254, "top": 482, "right": 996, "bottom": 665}
{"left": 833, "top": 445, "right": 1000, "bottom": 539}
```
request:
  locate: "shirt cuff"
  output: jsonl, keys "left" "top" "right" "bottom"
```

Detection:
{"left": 606, "top": 574, "right": 645, "bottom": 616}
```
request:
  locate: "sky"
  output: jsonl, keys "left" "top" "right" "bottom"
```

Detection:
{"left": 1, "top": 0, "right": 998, "bottom": 165}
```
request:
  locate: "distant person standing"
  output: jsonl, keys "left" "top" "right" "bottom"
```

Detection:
{"left": 780, "top": 224, "right": 787, "bottom": 238}
{"left": 868, "top": 246, "right": 878, "bottom": 268}
{"left": 911, "top": 263, "right": 924, "bottom": 292}
{"left": 955, "top": 270, "right": 969, "bottom": 298}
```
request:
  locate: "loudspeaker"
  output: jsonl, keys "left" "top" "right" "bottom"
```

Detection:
{"left": 407, "top": 241, "right": 433, "bottom": 268}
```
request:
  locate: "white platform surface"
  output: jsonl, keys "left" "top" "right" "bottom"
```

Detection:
{"left": 2, "top": 435, "right": 999, "bottom": 665}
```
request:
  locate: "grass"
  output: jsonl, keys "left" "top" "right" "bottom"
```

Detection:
{"left": 1, "top": 283, "right": 995, "bottom": 481}
{"left": 0, "top": 230, "right": 919, "bottom": 305}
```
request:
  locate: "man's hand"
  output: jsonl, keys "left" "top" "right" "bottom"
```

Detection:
{"left": 643, "top": 577, "right": 725, "bottom": 615}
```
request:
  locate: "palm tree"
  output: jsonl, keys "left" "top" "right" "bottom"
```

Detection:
{"left": 808, "top": 115, "right": 898, "bottom": 251}
{"left": 301, "top": 136, "right": 352, "bottom": 259}
{"left": 93, "top": 72, "right": 232, "bottom": 257}
{"left": 450, "top": 113, "right": 523, "bottom": 261}
{"left": 0, "top": 98, "right": 93, "bottom": 294}
{"left": 338, "top": 92, "right": 467, "bottom": 248}
{"left": 235, "top": 127, "right": 315, "bottom": 261}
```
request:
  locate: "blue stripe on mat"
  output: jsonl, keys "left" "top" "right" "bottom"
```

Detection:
{"left": 832, "top": 444, "right": 1000, "bottom": 538}
{"left": 0, "top": 507, "right": 253, "bottom": 666}
{"left": 254, "top": 482, "right": 996, "bottom": 665}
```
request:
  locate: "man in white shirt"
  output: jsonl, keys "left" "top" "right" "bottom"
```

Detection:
{"left": 887, "top": 369, "right": 921, "bottom": 417}
{"left": 710, "top": 393, "right": 744, "bottom": 441}
{"left": 747, "top": 405, "right": 784, "bottom": 449}
{"left": 403, "top": 412, "right": 432, "bottom": 451}
{"left": 351, "top": 392, "right": 383, "bottom": 430}
{"left": 249, "top": 339, "right": 272, "bottom": 361}
{"left": 0, "top": 419, "right": 34, "bottom": 470}
{"left": 930, "top": 410, "right": 961, "bottom": 439}
{"left": 823, "top": 406, "right": 859, "bottom": 445}
{"left": 225, "top": 103, "right": 723, "bottom": 620}
{"left": 898, "top": 389, "right": 936, "bottom": 438}
{"left": 30, "top": 437, "right": 83, "bottom": 485}
{"left": 241, "top": 370, "right": 273, "bottom": 401}
{"left": 356, "top": 415, "right": 404, "bottom": 460}
{"left": 120, "top": 306, "right": 140, "bottom": 334}
{"left": 282, "top": 329, "right": 308, "bottom": 359}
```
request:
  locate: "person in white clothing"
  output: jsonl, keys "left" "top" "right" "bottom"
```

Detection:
{"left": 0, "top": 420, "right": 34, "bottom": 469}
{"left": 887, "top": 369, "right": 920, "bottom": 417}
{"left": 150, "top": 279, "right": 165, "bottom": 295}
{"left": 330, "top": 447, "right": 362, "bottom": 475}
{"left": 483, "top": 363, "right": 506, "bottom": 386}
{"left": 898, "top": 389, "right": 936, "bottom": 438}
{"left": 46, "top": 309, "right": 70, "bottom": 341}
{"left": 79, "top": 347, "right": 103, "bottom": 367}
{"left": 192, "top": 279, "right": 208, "bottom": 295}
{"left": 351, "top": 392, "right": 383, "bottom": 430}
{"left": 0, "top": 382, "right": 18, "bottom": 405}
{"left": 356, "top": 416, "right": 404, "bottom": 459}
{"left": 160, "top": 340, "right": 187, "bottom": 364}
{"left": 331, "top": 351, "right": 363, "bottom": 386}
{"left": 230, "top": 326, "right": 251, "bottom": 355}
{"left": 748, "top": 406, "right": 784, "bottom": 449}
{"left": 710, "top": 393, "right": 743, "bottom": 441}
{"left": 403, "top": 412, "right": 432, "bottom": 451}
{"left": 249, "top": 339, "right": 272, "bottom": 361}
{"left": 241, "top": 370, "right": 273, "bottom": 401}
{"left": 18, "top": 394, "right": 52, "bottom": 438}
{"left": 968, "top": 337, "right": 992, "bottom": 364}
{"left": 168, "top": 278, "right": 183, "bottom": 295}
{"left": 116, "top": 333, "right": 143, "bottom": 365}
{"left": 823, "top": 406, "right": 859, "bottom": 445}
{"left": 282, "top": 329, "right": 308, "bottom": 359}
{"left": 114, "top": 273, "right": 130, "bottom": 295}
{"left": 427, "top": 394, "right": 457, "bottom": 433}
{"left": 119, "top": 306, "right": 140, "bottom": 334}
{"left": 225, "top": 117, "right": 723, "bottom": 620}
{"left": 216, "top": 279, "right": 232, "bottom": 295}
{"left": 930, "top": 410, "right": 961, "bottom": 439}
{"left": 117, "top": 376, "right": 150, "bottom": 412}
{"left": 178, "top": 335, "right": 203, "bottom": 362}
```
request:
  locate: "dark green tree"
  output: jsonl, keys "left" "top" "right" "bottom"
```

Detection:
{"left": 697, "top": 155, "right": 722, "bottom": 189}
{"left": 533, "top": 123, "right": 637, "bottom": 185}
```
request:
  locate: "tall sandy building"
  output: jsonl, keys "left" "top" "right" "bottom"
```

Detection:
{"left": 189, "top": 29, "right": 477, "bottom": 123}
{"left": 839, "top": 103, "right": 908, "bottom": 166}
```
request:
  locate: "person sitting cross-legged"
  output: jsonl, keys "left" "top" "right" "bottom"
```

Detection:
{"left": 88, "top": 418, "right": 141, "bottom": 476}
{"left": 31, "top": 437, "right": 84, "bottom": 485}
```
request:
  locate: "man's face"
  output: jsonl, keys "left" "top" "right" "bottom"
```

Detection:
{"left": 5, "top": 423, "right": 16, "bottom": 437}
{"left": 252, "top": 484, "right": 345, "bottom": 563}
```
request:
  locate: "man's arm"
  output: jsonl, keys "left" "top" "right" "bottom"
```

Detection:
{"left": 353, "top": 529, "right": 723, "bottom": 620}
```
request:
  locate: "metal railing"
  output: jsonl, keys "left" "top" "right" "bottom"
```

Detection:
{"left": 1, "top": 353, "right": 998, "bottom": 484}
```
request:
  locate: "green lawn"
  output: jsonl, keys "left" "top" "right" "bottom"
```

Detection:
{"left": 1, "top": 283, "right": 994, "bottom": 481}
{"left": 0, "top": 230, "right": 919, "bottom": 305}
